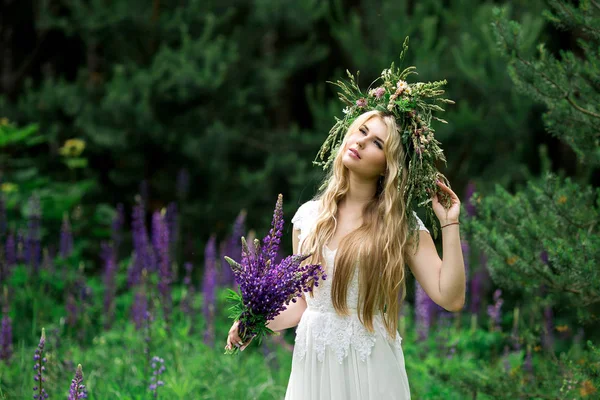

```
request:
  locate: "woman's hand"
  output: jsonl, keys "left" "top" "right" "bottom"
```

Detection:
{"left": 225, "top": 320, "right": 254, "bottom": 352}
{"left": 431, "top": 179, "right": 461, "bottom": 225}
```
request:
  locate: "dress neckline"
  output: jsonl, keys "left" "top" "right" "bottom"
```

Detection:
{"left": 324, "top": 244, "right": 338, "bottom": 253}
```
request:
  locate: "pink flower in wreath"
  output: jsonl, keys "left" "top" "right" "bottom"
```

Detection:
{"left": 356, "top": 98, "right": 367, "bottom": 108}
{"left": 373, "top": 87, "right": 386, "bottom": 99}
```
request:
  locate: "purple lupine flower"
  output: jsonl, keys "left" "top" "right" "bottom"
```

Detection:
{"left": 68, "top": 364, "right": 87, "bottom": 399}
{"left": 415, "top": 281, "right": 434, "bottom": 341}
{"left": 523, "top": 345, "right": 533, "bottom": 374}
{"left": 152, "top": 211, "right": 171, "bottom": 323}
{"left": 0, "top": 302, "right": 12, "bottom": 362}
{"left": 26, "top": 195, "right": 42, "bottom": 273}
{"left": 181, "top": 262, "right": 194, "bottom": 316}
{"left": 469, "top": 270, "right": 483, "bottom": 315}
{"left": 0, "top": 192, "right": 6, "bottom": 238}
{"left": 542, "top": 305, "right": 554, "bottom": 351}
{"left": 148, "top": 356, "right": 165, "bottom": 397}
{"left": 540, "top": 250, "right": 548, "bottom": 265}
{"left": 176, "top": 168, "right": 190, "bottom": 200}
{"left": 223, "top": 194, "right": 326, "bottom": 352}
{"left": 220, "top": 210, "right": 247, "bottom": 287}
{"left": 165, "top": 202, "right": 178, "bottom": 258}
{"left": 131, "top": 289, "right": 148, "bottom": 331}
{"left": 111, "top": 203, "right": 125, "bottom": 256}
{"left": 60, "top": 213, "right": 74, "bottom": 259}
{"left": 261, "top": 201, "right": 284, "bottom": 263}
{"left": 202, "top": 235, "right": 217, "bottom": 347}
{"left": 33, "top": 328, "right": 48, "bottom": 400}
{"left": 487, "top": 289, "right": 504, "bottom": 331}
{"left": 462, "top": 240, "right": 470, "bottom": 302}
{"left": 130, "top": 200, "right": 154, "bottom": 286}
{"left": 101, "top": 242, "right": 117, "bottom": 330}
{"left": 464, "top": 181, "right": 476, "bottom": 217}
{"left": 16, "top": 230, "right": 25, "bottom": 263}
{"left": 5, "top": 232, "right": 16, "bottom": 267}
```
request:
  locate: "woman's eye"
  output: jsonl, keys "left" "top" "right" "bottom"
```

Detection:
{"left": 360, "top": 128, "right": 367, "bottom": 135}
{"left": 375, "top": 142, "right": 383, "bottom": 149}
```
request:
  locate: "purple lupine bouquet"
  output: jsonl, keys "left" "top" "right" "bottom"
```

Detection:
{"left": 223, "top": 194, "right": 326, "bottom": 355}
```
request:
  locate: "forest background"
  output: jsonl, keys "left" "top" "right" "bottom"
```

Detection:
{"left": 0, "top": 0, "right": 598, "bottom": 398}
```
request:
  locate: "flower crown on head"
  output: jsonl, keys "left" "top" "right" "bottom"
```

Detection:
{"left": 313, "top": 37, "right": 455, "bottom": 239}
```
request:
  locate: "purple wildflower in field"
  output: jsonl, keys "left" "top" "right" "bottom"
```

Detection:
{"left": 540, "top": 250, "right": 548, "bottom": 264}
{"left": 487, "top": 289, "right": 504, "bottom": 331}
{"left": 542, "top": 305, "right": 554, "bottom": 351}
{"left": 220, "top": 210, "right": 247, "bottom": 287}
{"left": 176, "top": 168, "right": 190, "bottom": 200}
{"left": 68, "top": 364, "right": 87, "bottom": 399}
{"left": 464, "top": 180, "right": 476, "bottom": 217}
{"left": 165, "top": 202, "right": 178, "bottom": 253}
{"left": 60, "top": 213, "right": 74, "bottom": 259}
{"left": 152, "top": 211, "right": 172, "bottom": 322}
{"left": 130, "top": 200, "right": 153, "bottom": 286}
{"left": 415, "top": 281, "right": 434, "bottom": 341}
{"left": 0, "top": 192, "right": 5, "bottom": 237}
{"left": 461, "top": 240, "right": 470, "bottom": 301}
{"left": 33, "top": 328, "right": 48, "bottom": 400}
{"left": 5, "top": 232, "right": 15, "bottom": 267}
{"left": 0, "top": 307, "right": 12, "bottom": 362}
{"left": 131, "top": 289, "right": 148, "bottom": 331}
{"left": 202, "top": 235, "right": 217, "bottom": 346}
{"left": 101, "top": 242, "right": 117, "bottom": 330}
{"left": 524, "top": 345, "right": 533, "bottom": 374}
{"left": 112, "top": 203, "right": 125, "bottom": 255}
{"left": 148, "top": 356, "right": 166, "bottom": 397}
{"left": 26, "top": 195, "right": 42, "bottom": 273}
{"left": 223, "top": 194, "right": 326, "bottom": 350}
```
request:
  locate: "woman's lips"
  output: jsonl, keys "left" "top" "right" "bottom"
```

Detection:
{"left": 348, "top": 148, "right": 361, "bottom": 159}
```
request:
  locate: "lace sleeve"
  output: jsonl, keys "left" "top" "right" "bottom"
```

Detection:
{"left": 412, "top": 211, "right": 430, "bottom": 233}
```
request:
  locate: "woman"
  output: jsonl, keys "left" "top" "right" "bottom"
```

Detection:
{"left": 226, "top": 50, "right": 466, "bottom": 399}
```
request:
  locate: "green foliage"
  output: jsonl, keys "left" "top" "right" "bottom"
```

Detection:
{"left": 492, "top": 1, "right": 600, "bottom": 165}
{"left": 466, "top": 172, "right": 600, "bottom": 323}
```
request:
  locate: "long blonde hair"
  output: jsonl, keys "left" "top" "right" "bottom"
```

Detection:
{"left": 301, "top": 110, "right": 414, "bottom": 339}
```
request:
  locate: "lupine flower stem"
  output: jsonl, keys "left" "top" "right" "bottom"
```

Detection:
{"left": 33, "top": 328, "right": 48, "bottom": 400}
{"left": 68, "top": 364, "right": 87, "bottom": 399}
{"left": 148, "top": 356, "right": 166, "bottom": 398}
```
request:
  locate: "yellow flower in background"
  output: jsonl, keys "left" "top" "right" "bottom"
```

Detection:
{"left": 0, "top": 118, "right": 9, "bottom": 126}
{"left": 1, "top": 182, "right": 17, "bottom": 193}
{"left": 555, "top": 325, "right": 569, "bottom": 332}
{"left": 59, "top": 139, "right": 86, "bottom": 157}
{"left": 558, "top": 195, "right": 567, "bottom": 204}
{"left": 506, "top": 256, "right": 518, "bottom": 265}
{"left": 580, "top": 380, "right": 597, "bottom": 397}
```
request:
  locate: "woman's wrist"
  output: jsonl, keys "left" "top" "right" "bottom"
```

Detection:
{"left": 440, "top": 220, "right": 460, "bottom": 228}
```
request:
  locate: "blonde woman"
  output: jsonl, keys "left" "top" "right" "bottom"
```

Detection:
{"left": 227, "top": 108, "right": 466, "bottom": 399}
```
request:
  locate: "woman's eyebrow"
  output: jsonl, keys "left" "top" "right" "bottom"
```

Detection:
{"left": 362, "top": 125, "right": 385, "bottom": 144}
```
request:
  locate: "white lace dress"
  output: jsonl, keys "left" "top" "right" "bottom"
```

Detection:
{"left": 285, "top": 200, "right": 430, "bottom": 400}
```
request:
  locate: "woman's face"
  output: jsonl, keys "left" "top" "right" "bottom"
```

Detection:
{"left": 342, "top": 116, "right": 389, "bottom": 180}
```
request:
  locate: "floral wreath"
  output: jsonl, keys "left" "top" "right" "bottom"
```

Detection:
{"left": 313, "top": 37, "right": 455, "bottom": 239}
